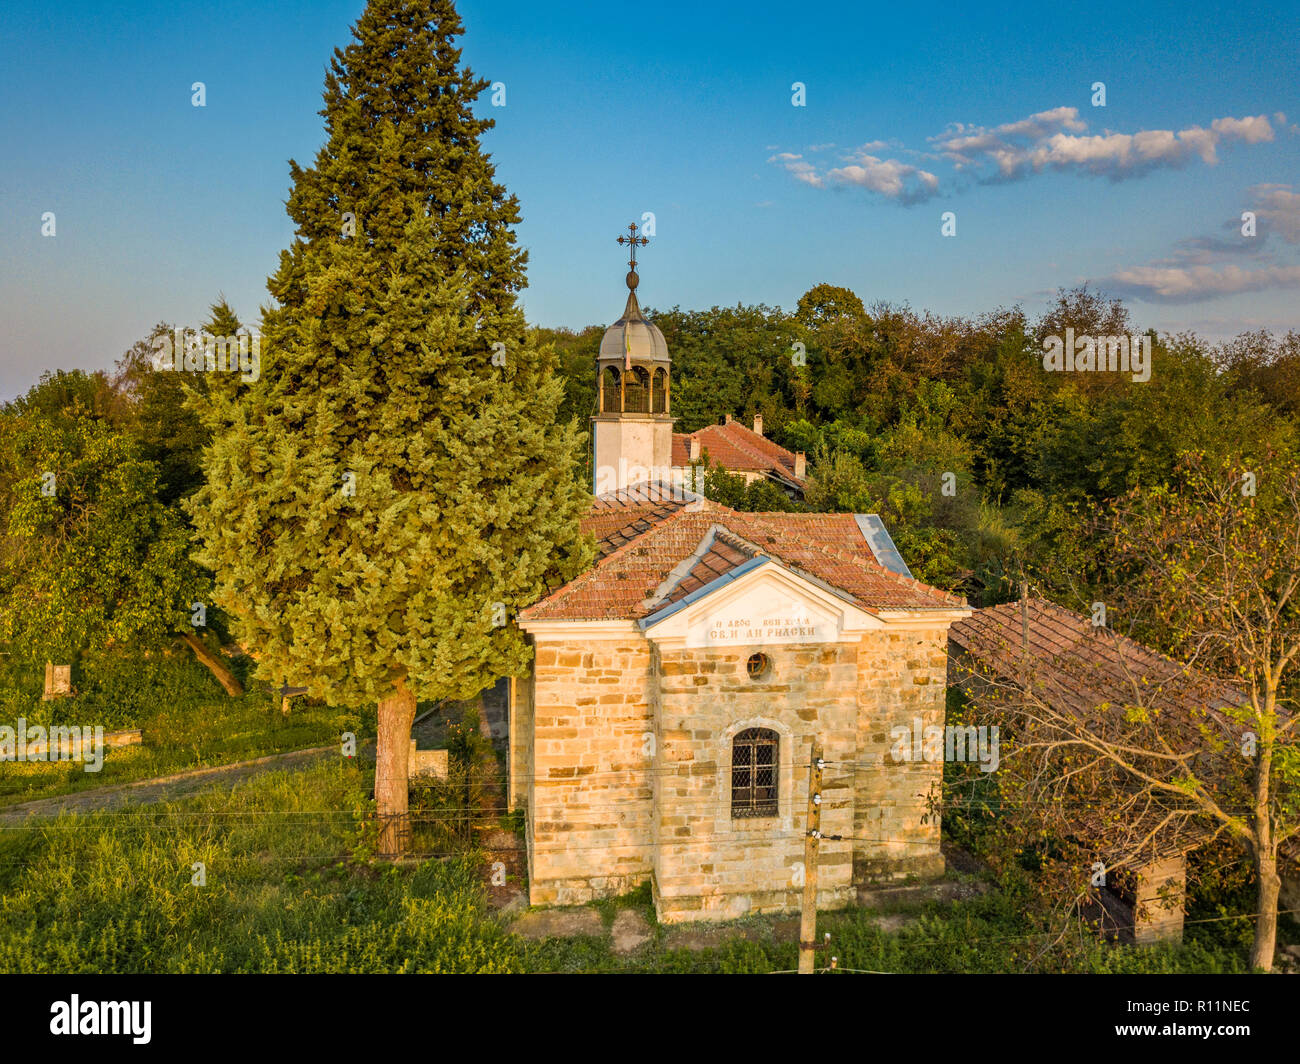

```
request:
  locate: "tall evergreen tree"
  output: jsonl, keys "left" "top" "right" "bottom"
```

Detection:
{"left": 189, "top": 0, "right": 592, "bottom": 852}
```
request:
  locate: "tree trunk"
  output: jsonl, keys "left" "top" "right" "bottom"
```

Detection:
{"left": 179, "top": 631, "right": 244, "bottom": 697}
{"left": 1249, "top": 707, "right": 1278, "bottom": 972}
{"left": 376, "top": 677, "right": 417, "bottom": 858}
{"left": 1250, "top": 851, "right": 1280, "bottom": 972}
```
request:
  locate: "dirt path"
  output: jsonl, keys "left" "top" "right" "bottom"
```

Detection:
{"left": 0, "top": 744, "right": 352, "bottom": 826}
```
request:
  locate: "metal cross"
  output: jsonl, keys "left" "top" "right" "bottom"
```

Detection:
{"left": 616, "top": 222, "right": 649, "bottom": 270}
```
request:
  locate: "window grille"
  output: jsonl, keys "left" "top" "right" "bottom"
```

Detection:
{"left": 732, "top": 728, "right": 779, "bottom": 818}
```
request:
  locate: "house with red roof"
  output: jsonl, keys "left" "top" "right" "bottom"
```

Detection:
{"left": 672, "top": 415, "right": 808, "bottom": 498}
{"left": 949, "top": 596, "right": 1300, "bottom": 945}
{"left": 506, "top": 245, "right": 973, "bottom": 922}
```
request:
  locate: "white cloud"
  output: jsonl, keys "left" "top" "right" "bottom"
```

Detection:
{"left": 931, "top": 106, "right": 1089, "bottom": 174}
{"left": 826, "top": 156, "right": 940, "bottom": 203}
{"left": 767, "top": 153, "right": 825, "bottom": 188}
{"left": 932, "top": 108, "right": 1273, "bottom": 180}
{"left": 1251, "top": 183, "right": 1300, "bottom": 243}
{"left": 1103, "top": 183, "right": 1300, "bottom": 301}
{"left": 768, "top": 108, "right": 1278, "bottom": 203}
{"left": 768, "top": 145, "right": 939, "bottom": 202}
{"left": 1107, "top": 263, "right": 1300, "bottom": 301}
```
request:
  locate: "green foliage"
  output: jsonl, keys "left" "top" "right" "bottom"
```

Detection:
{"left": 794, "top": 282, "right": 867, "bottom": 327}
{"left": 112, "top": 320, "right": 212, "bottom": 507}
{"left": 692, "top": 457, "right": 799, "bottom": 513}
{"left": 0, "top": 652, "right": 365, "bottom": 805}
{"left": 446, "top": 705, "right": 492, "bottom": 771}
{"left": 802, "top": 449, "right": 962, "bottom": 588}
{"left": 0, "top": 371, "right": 205, "bottom": 663}
{"left": 1033, "top": 335, "right": 1295, "bottom": 506}
{"left": 653, "top": 303, "right": 796, "bottom": 433}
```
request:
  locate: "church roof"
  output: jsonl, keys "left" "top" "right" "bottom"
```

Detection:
{"left": 672, "top": 420, "right": 806, "bottom": 486}
{"left": 584, "top": 483, "right": 722, "bottom": 558}
{"left": 656, "top": 527, "right": 759, "bottom": 607}
{"left": 598, "top": 289, "right": 669, "bottom": 363}
{"left": 520, "top": 505, "right": 966, "bottom": 623}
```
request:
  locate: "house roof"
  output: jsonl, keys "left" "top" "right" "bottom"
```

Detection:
{"left": 659, "top": 527, "right": 757, "bottom": 605}
{"left": 672, "top": 420, "right": 805, "bottom": 486}
{"left": 520, "top": 502, "right": 966, "bottom": 623}
{"left": 584, "top": 484, "right": 719, "bottom": 560}
{"left": 949, "top": 597, "right": 1245, "bottom": 721}
{"left": 949, "top": 597, "right": 1255, "bottom": 863}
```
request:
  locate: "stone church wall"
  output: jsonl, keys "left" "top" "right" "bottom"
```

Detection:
{"left": 522, "top": 626, "right": 951, "bottom": 921}
{"left": 526, "top": 639, "right": 656, "bottom": 905}
{"left": 852, "top": 628, "right": 949, "bottom": 884}
{"left": 652, "top": 641, "right": 860, "bottom": 922}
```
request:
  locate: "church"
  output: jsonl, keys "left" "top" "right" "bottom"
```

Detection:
{"left": 508, "top": 229, "right": 972, "bottom": 923}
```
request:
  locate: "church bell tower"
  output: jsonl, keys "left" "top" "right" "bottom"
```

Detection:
{"left": 592, "top": 223, "right": 674, "bottom": 494}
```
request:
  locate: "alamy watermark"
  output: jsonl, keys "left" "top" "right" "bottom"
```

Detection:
{"left": 152, "top": 327, "right": 260, "bottom": 383}
{"left": 50, "top": 996, "right": 150, "bottom": 1044}
{"left": 889, "top": 717, "right": 999, "bottom": 773}
{"left": 1, "top": 719, "right": 104, "bottom": 772}
{"left": 1042, "top": 328, "right": 1151, "bottom": 383}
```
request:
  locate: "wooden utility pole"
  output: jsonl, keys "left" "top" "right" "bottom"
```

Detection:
{"left": 798, "top": 742, "right": 824, "bottom": 974}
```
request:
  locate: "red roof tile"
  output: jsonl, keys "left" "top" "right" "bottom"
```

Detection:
{"left": 949, "top": 597, "right": 1254, "bottom": 862}
{"left": 949, "top": 597, "right": 1245, "bottom": 719}
{"left": 659, "top": 528, "right": 759, "bottom": 605}
{"left": 673, "top": 421, "right": 805, "bottom": 485}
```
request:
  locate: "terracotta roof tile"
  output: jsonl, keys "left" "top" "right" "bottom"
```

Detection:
{"left": 949, "top": 597, "right": 1245, "bottom": 719}
{"left": 949, "top": 597, "right": 1252, "bottom": 861}
{"left": 659, "top": 528, "right": 759, "bottom": 605}
{"left": 581, "top": 485, "right": 724, "bottom": 560}
{"left": 673, "top": 421, "right": 805, "bottom": 484}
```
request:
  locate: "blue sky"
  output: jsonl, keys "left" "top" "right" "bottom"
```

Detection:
{"left": 2, "top": 0, "right": 1297, "bottom": 399}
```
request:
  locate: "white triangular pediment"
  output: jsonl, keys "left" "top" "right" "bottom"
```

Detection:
{"left": 641, "top": 559, "right": 881, "bottom": 648}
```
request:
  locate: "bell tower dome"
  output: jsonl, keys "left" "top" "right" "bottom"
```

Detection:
{"left": 592, "top": 223, "right": 674, "bottom": 493}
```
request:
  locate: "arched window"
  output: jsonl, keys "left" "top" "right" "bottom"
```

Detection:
{"left": 600, "top": 366, "right": 622, "bottom": 413}
{"left": 624, "top": 366, "right": 651, "bottom": 413}
{"left": 732, "top": 728, "right": 779, "bottom": 818}
{"left": 652, "top": 368, "right": 668, "bottom": 414}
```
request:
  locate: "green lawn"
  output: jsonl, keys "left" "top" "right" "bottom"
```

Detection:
{"left": 0, "top": 760, "right": 519, "bottom": 973}
{"left": 0, "top": 755, "right": 1256, "bottom": 974}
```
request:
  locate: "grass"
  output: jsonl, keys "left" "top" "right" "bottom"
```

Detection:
{"left": 0, "top": 651, "right": 372, "bottom": 806}
{"left": 0, "top": 757, "right": 1261, "bottom": 974}
{"left": 0, "top": 760, "right": 518, "bottom": 973}
{"left": 520, "top": 888, "right": 1251, "bottom": 974}
{"left": 0, "top": 655, "right": 1274, "bottom": 974}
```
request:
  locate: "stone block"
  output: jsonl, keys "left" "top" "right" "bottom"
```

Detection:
{"left": 42, "top": 663, "right": 72, "bottom": 701}
{"left": 408, "top": 741, "right": 449, "bottom": 780}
